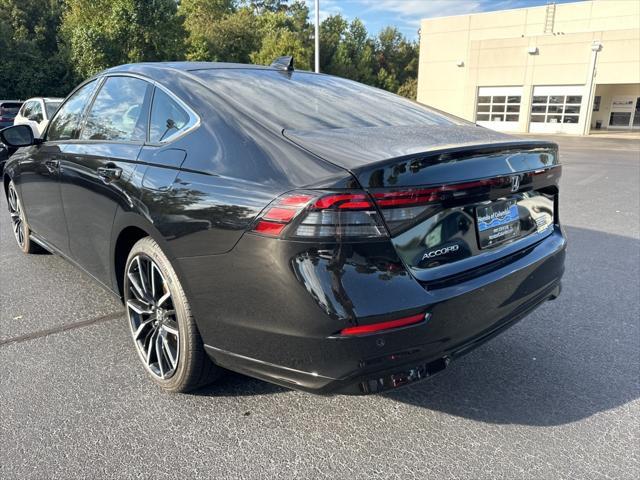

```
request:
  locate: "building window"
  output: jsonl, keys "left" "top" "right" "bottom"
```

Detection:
{"left": 530, "top": 95, "right": 582, "bottom": 123}
{"left": 593, "top": 96, "right": 601, "bottom": 112}
{"left": 476, "top": 94, "right": 521, "bottom": 122}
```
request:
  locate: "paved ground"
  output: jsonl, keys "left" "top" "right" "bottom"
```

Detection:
{"left": 1, "top": 135, "right": 639, "bottom": 479}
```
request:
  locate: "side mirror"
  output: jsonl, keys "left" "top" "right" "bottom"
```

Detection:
{"left": 29, "top": 113, "right": 44, "bottom": 123}
{"left": 0, "top": 124, "right": 36, "bottom": 147}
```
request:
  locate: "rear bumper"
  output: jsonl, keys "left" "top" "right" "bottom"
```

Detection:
{"left": 189, "top": 227, "right": 566, "bottom": 394}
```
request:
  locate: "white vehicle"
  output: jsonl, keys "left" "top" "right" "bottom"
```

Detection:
{"left": 13, "top": 97, "right": 63, "bottom": 138}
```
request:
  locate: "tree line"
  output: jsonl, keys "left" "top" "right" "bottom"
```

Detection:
{"left": 0, "top": 0, "right": 419, "bottom": 101}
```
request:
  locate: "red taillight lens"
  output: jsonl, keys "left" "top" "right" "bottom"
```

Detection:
{"left": 262, "top": 207, "right": 298, "bottom": 222}
{"left": 251, "top": 190, "right": 388, "bottom": 240}
{"left": 313, "top": 193, "right": 374, "bottom": 210}
{"left": 370, "top": 179, "right": 502, "bottom": 234}
{"left": 340, "top": 313, "right": 427, "bottom": 336}
{"left": 254, "top": 220, "right": 287, "bottom": 236}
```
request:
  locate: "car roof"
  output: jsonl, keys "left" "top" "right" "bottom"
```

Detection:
{"left": 103, "top": 61, "right": 314, "bottom": 81}
{"left": 107, "top": 61, "right": 276, "bottom": 72}
{"left": 22, "top": 97, "right": 63, "bottom": 102}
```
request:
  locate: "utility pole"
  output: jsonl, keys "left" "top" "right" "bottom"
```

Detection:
{"left": 583, "top": 41, "right": 603, "bottom": 135}
{"left": 315, "top": 0, "right": 320, "bottom": 73}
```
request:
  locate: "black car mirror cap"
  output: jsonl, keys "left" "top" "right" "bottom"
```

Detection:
{"left": 0, "top": 124, "right": 38, "bottom": 147}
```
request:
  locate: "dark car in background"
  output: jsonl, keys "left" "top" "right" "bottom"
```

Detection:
{"left": 0, "top": 101, "right": 23, "bottom": 129}
{"left": 1, "top": 60, "right": 565, "bottom": 395}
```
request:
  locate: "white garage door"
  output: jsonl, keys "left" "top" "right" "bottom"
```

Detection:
{"left": 475, "top": 86, "right": 523, "bottom": 133}
{"left": 529, "top": 85, "right": 585, "bottom": 134}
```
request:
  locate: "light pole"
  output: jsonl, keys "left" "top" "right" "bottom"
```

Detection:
{"left": 315, "top": 0, "right": 320, "bottom": 73}
{"left": 583, "top": 41, "right": 603, "bottom": 135}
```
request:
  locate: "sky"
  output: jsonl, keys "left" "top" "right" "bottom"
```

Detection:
{"left": 305, "top": 0, "right": 584, "bottom": 40}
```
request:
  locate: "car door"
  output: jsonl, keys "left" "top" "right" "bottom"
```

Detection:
{"left": 29, "top": 100, "right": 46, "bottom": 137}
{"left": 59, "top": 75, "right": 152, "bottom": 284}
{"left": 14, "top": 101, "right": 30, "bottom": 127}
{"left": 18, "top": 81, "right": 99, "bottom": 255}
{"left": 15, "top": 100, "right": 44, "bottom": 137}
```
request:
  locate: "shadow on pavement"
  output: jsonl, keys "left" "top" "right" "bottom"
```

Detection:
{"left": 192, "top": 371, "right": 288, "bottom": 397}
{"left": 385, "top": 226, "right": 639, "bottom": 425}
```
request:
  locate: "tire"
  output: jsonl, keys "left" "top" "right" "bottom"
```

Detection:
{"left": 124, "top": 236, "right": 221, "bottom": 392}
{"left": 6, "top": 180, "right": 41, "bottom": 254}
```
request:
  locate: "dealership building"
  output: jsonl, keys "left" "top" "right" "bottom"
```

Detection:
{"left": 417, "top": 0, "right": 640, "bottom": 135}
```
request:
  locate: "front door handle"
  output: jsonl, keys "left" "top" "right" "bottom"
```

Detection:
{"left": 97, "top": 165, "right": 122, "bottom": 183}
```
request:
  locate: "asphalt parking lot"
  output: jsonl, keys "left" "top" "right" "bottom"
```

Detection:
{"left": 1, "top": 135, "right": 638, "bottom": 479}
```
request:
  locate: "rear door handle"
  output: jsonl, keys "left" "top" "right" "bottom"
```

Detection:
{"left": 97, "top": 165, "right": 123, "bottom": 183}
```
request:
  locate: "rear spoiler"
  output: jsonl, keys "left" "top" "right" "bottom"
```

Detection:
{"left": 353, "top": 141, "right": 559, "bottom": 189}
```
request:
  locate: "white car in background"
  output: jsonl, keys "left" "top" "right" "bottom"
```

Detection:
{"left": 13, "top": 97, "right": 63, "bottom": 138}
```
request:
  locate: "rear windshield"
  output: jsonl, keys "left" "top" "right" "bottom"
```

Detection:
{"left": 45, "top": 101, "right": 62, "bottom": 118}
{"left": 192, "top": 69, "right": 457, "bottom": 131}
{"left": 0, "top": 103, "right": 22, "bottom": 116}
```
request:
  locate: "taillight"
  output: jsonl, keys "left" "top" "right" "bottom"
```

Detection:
{"left": 371, "top": 178, "right": 504, "bottom": 234}
{"left": 251, "top": 190, "right": 388, "bottom": 240}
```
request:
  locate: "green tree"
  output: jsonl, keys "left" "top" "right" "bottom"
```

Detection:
{"left": 373, "top": 26, "right": 419, "bottom": 92}
{"left": 250, "top": 2, "right": 313, "bottom": 70}
{"left": 329, "top": 19, "right": 375, "bottom": 84}
{"left": 206, "top": 8, "right": 262, "bottom": 63}
{"left": 397, "top": 77, "right": 418, "bottom": 100}
{"left": 179, "top": 0, "right": 237, "bottom": 60}
{"left": 250, "top": 0, "right": 288, "bottom": 14}
{"left": 61, "top": 0, "right": 186, "bottom": 78}
{"left": 0, "top": 0, "right": 75, "bottom": 99}
{"left": 319, "top": 14, "right": 347, "bottom": 71}
{"left": 0, "top": 0, "right": 420, "bottom": 100}
{"left": 317, "top": 17, "right": 419, "bottom": 96}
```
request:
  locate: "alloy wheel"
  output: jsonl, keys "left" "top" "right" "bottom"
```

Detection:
{"left": 7, "top": 183, "right": 26, "bottom": 248}
{"left": 125, "top": 254, "right": 180, "bottom": 380}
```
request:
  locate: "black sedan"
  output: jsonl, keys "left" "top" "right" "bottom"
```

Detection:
{"left": 1, "top": 60, "right": 566, "bottom": 394}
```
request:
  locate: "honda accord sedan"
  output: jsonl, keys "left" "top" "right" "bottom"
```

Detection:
{"left": 1, "top": 59, "right": 566, "bottom": 394}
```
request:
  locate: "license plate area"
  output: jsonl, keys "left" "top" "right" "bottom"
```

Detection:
{"left": 476, "top": 199, "right": 521, "bottom": 249}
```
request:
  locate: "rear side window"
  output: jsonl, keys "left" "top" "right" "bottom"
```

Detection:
{"left": 81, "top": 76, "right": 151, "bottom": 142}
{"left": 149, "top": 88, "right": 191, "bottom": 143}
{"left": 45, "top": 101, "right": 61, "bottom": 119}
{"left": 0, "top": 103, "right": 22, "bottom": 117}
{"left": 48, "top": 81, "right": 98, "bottom": 141}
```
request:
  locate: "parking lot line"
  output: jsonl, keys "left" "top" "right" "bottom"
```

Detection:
{"left": 0, "top": 310, "right": 123, "bottom": 347}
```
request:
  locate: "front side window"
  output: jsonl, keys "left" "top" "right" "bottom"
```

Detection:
{"left": 20, "top": 101, "right": 34, "bottom": 118}
{"left": 149, "top": 88, "right": 191, "bottom": 143}
{"left": 48, "top": 81, "right": 98, "bottom": 141}
{"left": 81, "top": 76, "right": 151, "bottom": 142}
{"left": 30, "top": 101, "right": 43, "bottom": 120}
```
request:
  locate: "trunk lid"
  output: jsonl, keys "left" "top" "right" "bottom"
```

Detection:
{"left": 284, "top": 125, "right": 561, "bottom": 282}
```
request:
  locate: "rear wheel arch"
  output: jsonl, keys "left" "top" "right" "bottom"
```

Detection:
{"left": 111, "top": 213, "right": 187, "bottom": 302}
{"left": 3, "top": 174, "right": 11, "bottom": 198}
{"left": 114, "top": 225, "right": 150, "bottom": 300}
